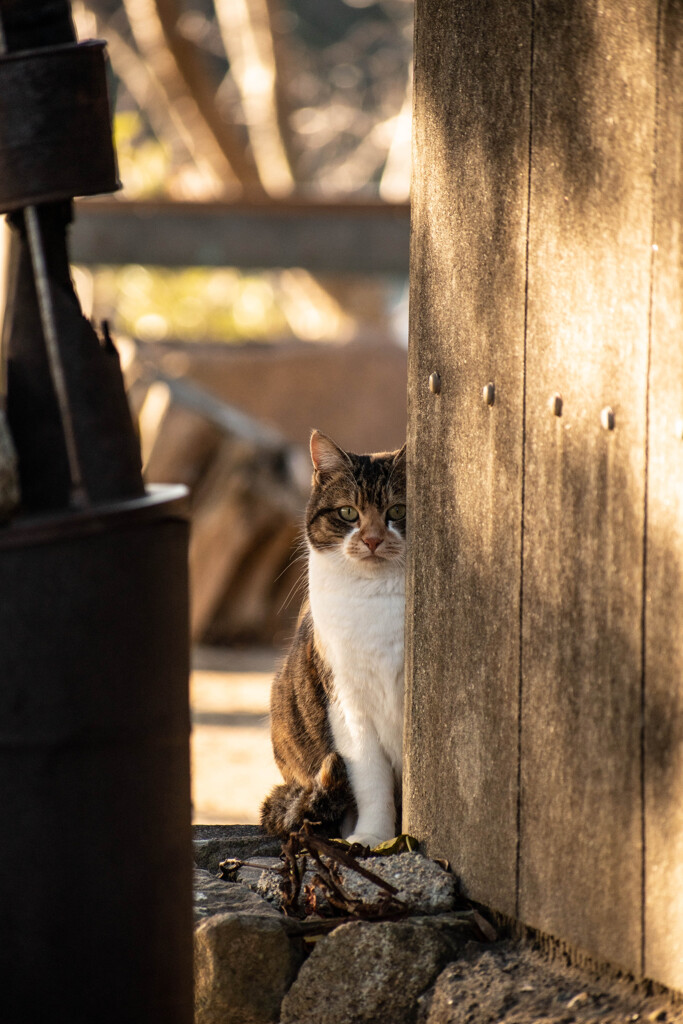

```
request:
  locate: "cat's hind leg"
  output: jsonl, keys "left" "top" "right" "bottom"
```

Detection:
{"left": 260, "top": 752, "right": 353, "bottom": 839}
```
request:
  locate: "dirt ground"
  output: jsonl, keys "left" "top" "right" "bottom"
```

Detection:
{"left": 418, "top": 939, "right": 683, "bottom": 1024}
{"left": 190, "top": 645, "right": 281, "bottom": 825}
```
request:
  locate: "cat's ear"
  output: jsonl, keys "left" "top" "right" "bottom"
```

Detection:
{"left": 310, "top": 430, "right": 351, "bottom": 476}
{"left": 392, "top": 443, "right": 407, "bottom": 467}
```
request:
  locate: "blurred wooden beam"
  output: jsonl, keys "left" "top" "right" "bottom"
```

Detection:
{"left": 71, "top": 199, "right": 410, "bottom": 273}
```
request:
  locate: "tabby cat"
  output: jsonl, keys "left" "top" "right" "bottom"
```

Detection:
{"left": 260, "top": 430, "right": 406, "bottom": 847}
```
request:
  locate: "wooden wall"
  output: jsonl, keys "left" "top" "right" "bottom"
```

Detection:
{"left": 405, "top": 0, "right": 683, "bottom": 988}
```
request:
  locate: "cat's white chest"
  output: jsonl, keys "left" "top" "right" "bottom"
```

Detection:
{"left": 308, "top": 548, "right": 405, "bottom": 774}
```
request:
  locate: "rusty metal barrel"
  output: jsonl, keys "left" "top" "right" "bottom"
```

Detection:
{"left": 0, "top": 2, "right": 195, "bottom": 1016}
{"left": 0, "top": 40, "right": 120, "bottom": 211}
{"left": 0, "top": 488, "right": 194, "bottom": 1023}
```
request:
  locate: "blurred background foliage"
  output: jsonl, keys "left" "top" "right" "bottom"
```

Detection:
{"left": 73, "top": 262, "right": 407, "bottom": 344}
{"left": 71, "top": 0, "right": 413, "bottom": 346}
{"left": 74, "top": 0, "right": 413, "bottom": 200}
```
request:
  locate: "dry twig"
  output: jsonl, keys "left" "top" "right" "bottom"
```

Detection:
{"left": 278, "top": 822, "right": 408, "bottom": 921}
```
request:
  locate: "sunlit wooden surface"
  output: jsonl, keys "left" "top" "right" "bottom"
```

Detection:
{"left": 72, "top": 199, "right": 410, "bottom": 273}
{"left": 190, "top": 646, "right": 281, "bottom": 825}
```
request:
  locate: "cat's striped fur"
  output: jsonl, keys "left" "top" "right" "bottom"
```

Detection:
{"left": 260, "top": 430, "right": 406, "bottom": 844}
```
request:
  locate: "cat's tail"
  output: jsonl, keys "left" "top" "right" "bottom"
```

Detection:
{"left": 260, "top": 752, "right": 353, "bottom": 839}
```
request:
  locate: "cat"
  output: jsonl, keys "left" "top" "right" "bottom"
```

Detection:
{"left": 260, "top": 429, "right": 406, "bottom": 848}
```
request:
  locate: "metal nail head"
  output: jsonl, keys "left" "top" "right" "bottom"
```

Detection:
{"left": 483, "top": 382, "right": 495, "bottom": 406}
{"left": 601, "top": 406, "right": 615, "bottom": 431}
{"left": 549, "top": 393, "right": 563, "bottom": 417}
{"left": 429, "top": 372, "right": 441, "bottom": 395}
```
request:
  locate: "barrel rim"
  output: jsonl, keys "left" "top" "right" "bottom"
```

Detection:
{"left": 0, "top": 484, "right": 190, "bottom": 550}
{"left": 0, "top": 38, "right": 108, "bottom": 65}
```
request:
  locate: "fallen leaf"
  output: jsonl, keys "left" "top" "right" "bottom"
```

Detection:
{"left": 471, "top": 909, "right": 498, "bottom": 942}
{"left": 372, "top": 834, "right": 421, "bottom": 855}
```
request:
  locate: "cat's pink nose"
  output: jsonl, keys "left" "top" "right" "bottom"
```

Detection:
{"left": 363, "top": 536, "right": 383, "bottom": 553}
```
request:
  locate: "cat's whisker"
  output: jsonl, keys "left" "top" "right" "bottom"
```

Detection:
{"left": 277, "top": 566, "right": 309, "bottom": 615}
{"left": 274, "top": 548, "right": 309, "bottom": 585}
{"left": 278, "top": 574, "right": 306, "bottom": 610}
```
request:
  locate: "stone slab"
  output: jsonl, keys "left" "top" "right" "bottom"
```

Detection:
{"left": 233, "top": 851, "right": 458, "bottom": 917}
{"left": 193, "top": 824, "right": 282, "bottom": 873}
{"left": 194, "top": 911, "right": 302, "bottom": 1024}
{"left": 279, "top": 920, "right": 456, "bottom": 1024}
{"left": 193, "top": 824, "right": 268, "bottom": 841}
{"left": 418, "top": 940, "right": 683, "bottom": 1024}
{"left": 338, "top": 852, "right": 457, "bottom": 915}
{"left": 193, "top": 868, "right": 281, "bottom": 922}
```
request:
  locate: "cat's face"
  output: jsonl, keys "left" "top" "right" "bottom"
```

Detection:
{"left": 305, "top": 430, "right": 406, "bottom": 570}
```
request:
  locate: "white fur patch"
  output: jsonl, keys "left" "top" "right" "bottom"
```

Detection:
{"left": 308, "top": 537, "right": 405, "bottom": 845}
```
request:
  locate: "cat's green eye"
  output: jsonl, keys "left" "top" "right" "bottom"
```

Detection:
{"left": 338, "top": 506, "right": 359, "bottom": 522}
{"left": 387, "top": 504, "right": 406, "bottom": 522}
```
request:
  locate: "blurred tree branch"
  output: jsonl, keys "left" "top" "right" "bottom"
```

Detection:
{"left": 80, "top": 0, "right": 413, "bottom": 201}
{"left": 95, "top": 17, "right": 199, "bottom": 182}
{"left": 122, "top": 0, "right": 264, "bottom": 195}
{"left": 214, "top": 0, "right": 296, "bottom": 196}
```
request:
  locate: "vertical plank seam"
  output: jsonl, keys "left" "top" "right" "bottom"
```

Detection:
{"left": 403, "top": 0, "right": 420, "bottom": 838}
{"left": 515, "top": 0, "right": 535, "bottom": 920}
{"left": 641, "top": 0, "right": 664, "bottom": 979}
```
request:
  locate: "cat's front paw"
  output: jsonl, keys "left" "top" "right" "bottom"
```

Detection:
{"left": 346, "top": 831, "right": 387, "bottom": 850}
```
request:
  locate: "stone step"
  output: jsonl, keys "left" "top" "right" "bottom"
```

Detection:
{"left": 191, "top": 826, "right": 683, "bottom": 1024}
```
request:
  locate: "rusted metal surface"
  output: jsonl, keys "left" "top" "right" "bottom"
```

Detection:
{"left": 0, "top": 482, "right": 187, "bottom": 549}
{"left": 0, "top": 3, "right": 142, "bottom": 511}
{"left": 0, "top": 0, "right": 75, "bottom": 52}
{"left": 0, "top": 492, "right": 193, "bottom": 1024}
{"left": 0, "top": 3, "right": 193, "bottom": 1019}
{"left": 4, "top": 204, "right": 146, "bottom": 509}
{"left": 0, "top": 41, "right": 120, "bottom": 212}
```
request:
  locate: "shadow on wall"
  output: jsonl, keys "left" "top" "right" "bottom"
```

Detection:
{"left": 409, "top": 387, "right": 682, "bottom": 968}
{"left": 407, "top": 0, "right": 682, "bottom": 985}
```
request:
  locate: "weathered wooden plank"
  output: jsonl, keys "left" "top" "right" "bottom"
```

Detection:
{"left": 71, "top": 198, "right": 410, "bottom": 272}
{"left": 644, "top": 0, "right": 683, "bottom": 991}
{"left": 405, "top": 0, "right": 531, "bottom": 916}
{"left": 519, "top": 1, "right": 656, "bottom": 969}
